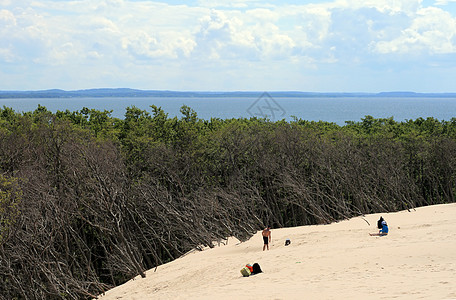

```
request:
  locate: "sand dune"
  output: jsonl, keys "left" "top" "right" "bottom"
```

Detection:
{"left": 97, "top": 204, "right": 456, "bottom": 300}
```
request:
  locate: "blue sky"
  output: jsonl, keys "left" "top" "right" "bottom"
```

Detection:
{"left": 1, "top": 0, "right": 456, "bottom": 92}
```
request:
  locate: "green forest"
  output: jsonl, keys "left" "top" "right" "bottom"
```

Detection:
{"left": 1, "top": 104, "right": 455, "bottom": 299}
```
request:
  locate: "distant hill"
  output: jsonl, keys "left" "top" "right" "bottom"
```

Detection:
{"left": 1, "top": 88, "right": 456, "bottom": 98}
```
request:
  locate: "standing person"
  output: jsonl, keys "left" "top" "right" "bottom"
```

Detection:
{"left": 262, "top": 226, "right": 271, "bottom": 251}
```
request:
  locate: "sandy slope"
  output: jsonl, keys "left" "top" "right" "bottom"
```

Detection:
{"left": 97, "top": 204, "right": 456, "bottom": 300}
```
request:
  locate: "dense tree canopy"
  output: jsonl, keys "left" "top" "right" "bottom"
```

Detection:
{"left": 1, "top": 104, "right": 455, "bottom": 299}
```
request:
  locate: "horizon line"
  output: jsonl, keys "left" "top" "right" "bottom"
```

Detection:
{"left": 2, "top": 88, "right": 456, "bottom": 94}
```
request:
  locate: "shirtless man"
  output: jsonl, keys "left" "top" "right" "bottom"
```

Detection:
{"left": 262, "top": 226, "right": 272, "bottom": 251}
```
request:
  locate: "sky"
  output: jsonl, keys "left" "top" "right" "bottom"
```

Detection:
{"left": 1, "top": 0, "right": 456, "bottom": 92}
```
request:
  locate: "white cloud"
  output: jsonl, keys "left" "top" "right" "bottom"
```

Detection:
{"left": 194, "top": 10, "right": 255, "bottom": 60}
{"left": 192, "top": 9, "right": 302, "bottom": 62}
{"left": 434, "top": 0, "right": 456, "bottom": 5}
{"left": 197, "top": 0, "right": 259, "bottom": 8}
{"left": 284, "top": 5, "right": 332, "bottom": 43}
{"left": 0, "top": 9, "right": 16, "bottom": 27}
{"left": 1, "top": 0, "right": 456, "bottom": 91}
{"left": 0, "top": 48, "right": 15, "bottom": 63}
{"left": 347, "top": 0, "right": 421, "bottom": 14}
{"left": 373, "top": 7, "right": 456, "bottom": 54}
{"left": 245, "top": 8, "right": 280, "bottom": 22}
{"left": 122, "top": 30, "right": 196, "bottom": 59}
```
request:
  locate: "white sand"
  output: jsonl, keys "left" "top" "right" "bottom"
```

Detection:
{"left": 97, "top": 204, "right": 456, "bottom": 300}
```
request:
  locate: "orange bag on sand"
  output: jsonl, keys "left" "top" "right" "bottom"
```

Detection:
{"left": 246, "top": 264, "right": 253, "bottom": 273}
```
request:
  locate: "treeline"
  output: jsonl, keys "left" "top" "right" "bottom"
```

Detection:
{"left": 1, "top": 104, "right": 455, "bottom": 299}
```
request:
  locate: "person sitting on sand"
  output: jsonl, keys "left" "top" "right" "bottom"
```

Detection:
{"left": 262, "top": 226, "right": 271, "bottom": 251}
{"left": 370, "top": 219, "right": 389, "bottom": 236}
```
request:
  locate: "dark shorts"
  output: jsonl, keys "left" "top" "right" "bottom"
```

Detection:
{"left": 263, "top": 236, "right": 269, "bottom": 245}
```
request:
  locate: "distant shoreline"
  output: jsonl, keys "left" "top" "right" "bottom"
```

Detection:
{"left": 2, "top": 88, "right": 456, "bottom": 99}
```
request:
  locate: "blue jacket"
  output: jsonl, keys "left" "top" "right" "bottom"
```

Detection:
{"left": 381, "top": 222, "right": 389, "bottom": 233}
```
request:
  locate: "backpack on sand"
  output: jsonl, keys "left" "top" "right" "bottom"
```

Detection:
{"left": 252, "top": 263, "right": 262, "bottom": 275}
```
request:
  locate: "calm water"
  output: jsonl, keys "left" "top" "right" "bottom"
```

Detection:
{"left": 1, "top": 96, "right": 456, "bottom": 125}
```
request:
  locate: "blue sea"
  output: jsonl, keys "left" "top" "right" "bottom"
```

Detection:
{"left": 1, "top": 96, "right": 456, "bottom": 125}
